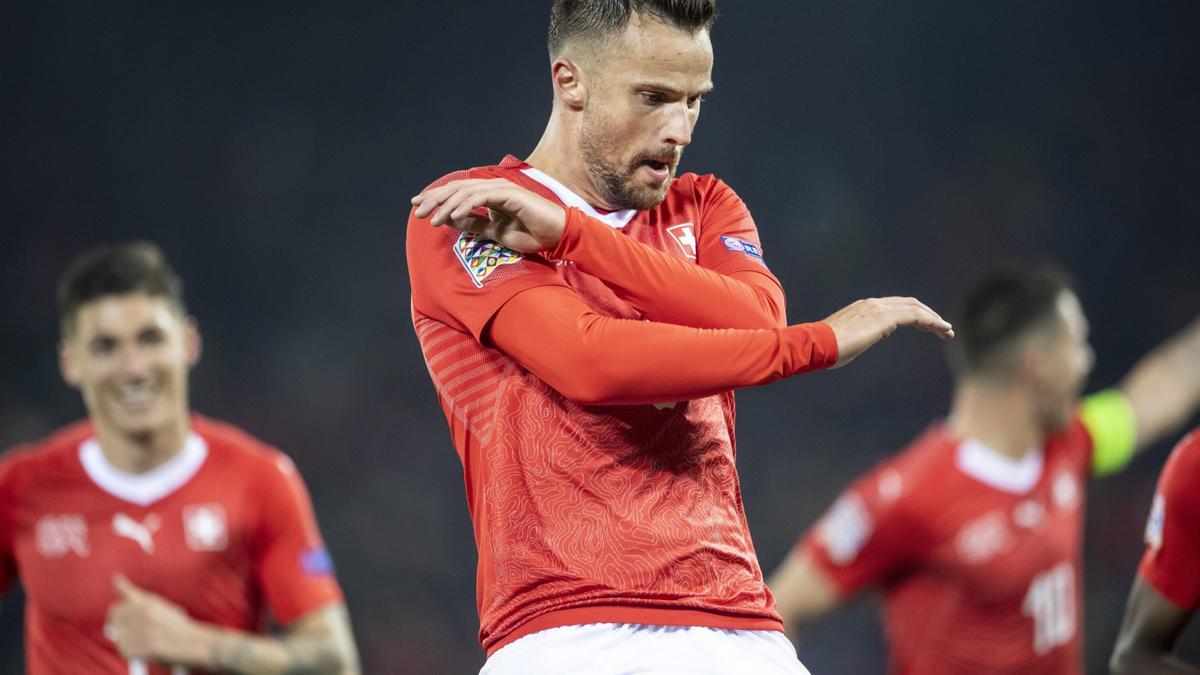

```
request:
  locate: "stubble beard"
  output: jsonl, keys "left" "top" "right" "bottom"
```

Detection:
{"left": 578, "top": 114, "right": 676, "bottom": 211}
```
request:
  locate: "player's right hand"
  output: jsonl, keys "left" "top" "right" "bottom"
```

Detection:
{"left": 823, "top": 297, "right": 954, "bottom": 368}
{"left": 411, "top": 178, "right": 566, "bottom": 253}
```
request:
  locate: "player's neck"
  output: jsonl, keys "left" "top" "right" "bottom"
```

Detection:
{"left": 526, "top": 114, "right": 620, "bottom": 211}
{"left": 92, "top": 415, "right": 191, "bottom": 474}
{"left": 948, "top": 380, "right": 1043, "bottom": 460}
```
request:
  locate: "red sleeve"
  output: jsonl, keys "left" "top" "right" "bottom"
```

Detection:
{"left": 1138, "top": 429, "right": 1200, "bottom": 610}
{"left": 408, "top": 170, "right": 573, "bottom": 342}
{"left": 0, "top": 453, "right": 17, "bottom": 595}
{"left": 253, "top": 454, "right": 344, "bottom": 625}
{"left": 799, "top": 462, "right": 925, "bottom": 597}
{"left": 487, "top": 284, "right": 838, "bottom": 406}
{"left": 545, "top": 178, "right": 786, "bottom": 330}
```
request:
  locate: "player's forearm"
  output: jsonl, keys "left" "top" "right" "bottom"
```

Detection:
{"left": 549, "top": 208, "right": 786, "bottom": 329}
{"left": 1121, "top": 317, "right": 1200, "bottom": 450}
{"left": 1111, "top": 647, "right": 1200, "bottom": 674}
{"left": 190, "top": 608, "right": 359, "bottom": 675}
{"left": 489, "top": 288, "right": 837, "bottom": 406}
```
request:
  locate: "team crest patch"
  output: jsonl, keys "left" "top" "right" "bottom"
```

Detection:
{"left": 667, "top": 223, "right": 698, "bottom": 259}
{"left": 721, "top": 236, "right": 764, "bottom": 262}
{"left": 453, "top": 231, "right": 525, "bottom": 287}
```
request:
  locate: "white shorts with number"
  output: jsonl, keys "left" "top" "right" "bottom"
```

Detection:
{"left": 480, "top": 623, "right": 812, "bottom": 675}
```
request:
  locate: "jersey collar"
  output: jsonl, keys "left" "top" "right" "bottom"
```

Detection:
{"left": 78, "top": 433, "right": 209, "bottom": 506}
{"left": 507, "top": 158, "right": 639, "bottom": 230}
{"left": 954, "top": 437, "right": 1044, "bottom": 494}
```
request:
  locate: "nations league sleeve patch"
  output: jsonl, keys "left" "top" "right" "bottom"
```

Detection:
{"left": 453, "top": 231, "right": 525, "bottom": 287}
{"left": 720, "top": 236, "right": 765, "bottom": 263}
{"left": 299, "top": 547, "right": 335, "bottom": 577}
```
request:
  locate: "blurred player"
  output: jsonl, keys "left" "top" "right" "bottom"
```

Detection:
{"left": 768, "top": 264, "right": 1200, "bottom": 674}
{"left": 0, "top": 243, "right": 360, "bottom": 674}
{"left": 1110, "top": 427, "right": 1200, "bottom": 674}
{"left": 407, "top": 1, "right": 955, "bottom": 673}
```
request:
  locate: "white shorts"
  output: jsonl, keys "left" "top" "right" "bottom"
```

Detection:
{"left": 480, "top": 623, "right": 812, "bottom": 675}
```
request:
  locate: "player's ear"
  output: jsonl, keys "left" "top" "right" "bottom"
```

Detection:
{"left": 59, "top": 339, "right": 82, "bottom": 389}
{"left": 551, "top": 58, "right": 588, "bottom": 111}
{"left": 183, "top": 316, "right": 202, "bottom": 368}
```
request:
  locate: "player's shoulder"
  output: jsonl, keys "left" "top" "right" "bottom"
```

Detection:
{"left": 671, "top": 171, "right": 736, "bottom": 202}
{"left": 191, "top": 414, "right": 300, "bottom": 481}
{"left": 0, "top": 419, "right": 92, "bottom": 481}
{"left": 416, "top": 160, "right": 518, "bottom": 194}
{"left": 1163, "top": 427, "right": 1200, "bottom": 484}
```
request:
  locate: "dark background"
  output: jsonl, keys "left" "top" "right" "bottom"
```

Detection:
{"left": 2, "top": 1, "right": 1198, "bottom": 672}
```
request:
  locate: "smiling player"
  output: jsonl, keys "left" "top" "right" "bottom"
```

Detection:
{"left": 0, "top": 243, "right": 360, "bottom": 674}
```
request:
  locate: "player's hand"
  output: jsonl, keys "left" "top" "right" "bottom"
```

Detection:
{"left": 411, "top": 178, "right": 567, "bottom": 253}
{"left": 823, "top": 297, "right": 954, "bottom": 368}
{"left": 105, "top": 574, "right": 207, "bottom": 667}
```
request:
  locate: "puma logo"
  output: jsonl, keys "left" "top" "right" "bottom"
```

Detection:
{"left": 112, "top": 513, "right": 161, "bottom": 554}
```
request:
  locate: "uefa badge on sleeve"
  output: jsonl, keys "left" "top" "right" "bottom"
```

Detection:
{"left": 453, "top": 232, "right": 525, "bottom": 287}
{"left": 300, "top": 547, "right": 335, "bottom": 577}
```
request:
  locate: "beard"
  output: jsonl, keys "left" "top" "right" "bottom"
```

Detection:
{"left": 578, "top": 112, "right": 680, "bottom": 211}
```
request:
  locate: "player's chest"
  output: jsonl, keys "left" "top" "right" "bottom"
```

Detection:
{"left": 929, "top": 463, "right": 1086, "bottom": 600}
{"left": 15, "top": 489, "right": 250, "bottom": 620}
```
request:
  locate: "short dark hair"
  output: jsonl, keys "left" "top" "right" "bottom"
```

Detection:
{"left": 951, "top": 262, "right": 1075, "bottom": 377}
{"left": 548, "top": 0, "right": 717, "bottom": 59}
{"left": 57, "top": 242, "right": 186, "bottom": 337}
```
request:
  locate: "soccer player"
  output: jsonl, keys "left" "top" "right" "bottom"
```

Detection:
{"left": 768, "top": 264, "right": 1200, "bottom": 674}
{"left": 1110, "top": 427, "right": 1200, "bottom": 674}
{"left": 0, "top": 243, "right": 360, "bottom": 674}
{"left": 407, "top": 1, "right": 953, "bottom": 672}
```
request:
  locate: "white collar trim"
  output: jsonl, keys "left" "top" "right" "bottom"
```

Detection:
{"left": 520, "top": 167, "right": 638, "bottom": 229}
{"left": 79, "top": 433, "right": 208, "bottom": 506}
{"left": 955, "top": 438, "right": 1044, "bottom": 494}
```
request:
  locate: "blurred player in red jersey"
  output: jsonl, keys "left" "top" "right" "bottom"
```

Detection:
{"left": 1110, "top": 427, "right": 1200, "bottom": 674}
{"left": 407, "top": 1, "right": 956, "bottom": 673}
{"left": 0, "top": 243, "right": 360, "bottom": 674}
{"left": 768, "top": 264, "right": 1200, "bottom": 674}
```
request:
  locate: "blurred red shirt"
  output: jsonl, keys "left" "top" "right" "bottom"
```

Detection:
{"left": 0, "top": 415, "right": 343, "bottom": 675}
{"left": 800, "top": 421, "right": 1095, "bottom": 674}
{"left": 1139, "top": 427, "right": 1200, "bottom": 611}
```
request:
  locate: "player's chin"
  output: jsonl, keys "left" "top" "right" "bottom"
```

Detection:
{"left": 624, "top": 180, "right": 672, "bottom": 210}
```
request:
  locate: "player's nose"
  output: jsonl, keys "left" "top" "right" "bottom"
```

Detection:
{"left": 662, "top": 103, "right": 693, "bottom": 147}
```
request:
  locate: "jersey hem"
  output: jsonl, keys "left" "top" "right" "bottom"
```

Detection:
{"left": 484, "top": 606, "right": 783, "bottom": 656}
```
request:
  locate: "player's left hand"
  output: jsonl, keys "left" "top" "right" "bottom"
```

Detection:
{"left": 105, "top": 574, "right": 207, "bottom": 666}
{"left": 412, "top": 178, "right": 567, "bottom": 253}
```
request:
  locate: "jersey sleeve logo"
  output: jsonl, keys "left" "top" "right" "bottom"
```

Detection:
{"left": 453, "top": 231, "right": 526, "bottom": 287}
{"left": 300, "top": 547, "right": 335, "bottom": 576}
{"left": 817, "top": 493, "right": 873, "bottom": 565}
{"left": 1145, "top": 492, "right": 1165, "bottom": 550}
{"left": 720, "top": 236, "right": 765, "bottom": 264}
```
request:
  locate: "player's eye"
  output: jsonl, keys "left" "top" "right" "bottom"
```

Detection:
{"left": 89, "top": 337, "right": 116, "bottom": 355}
{"left": 639, "top": 92, "right": 665, "bottom": 107}
{"left": 687, "top": 94, "right": 704, "bottom": 108}
{"left": 139, "top": 328, "right": 166, "bottom": 346}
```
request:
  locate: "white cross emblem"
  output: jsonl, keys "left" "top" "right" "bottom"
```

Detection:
{"left": 667, "top": 223, "right": 698, "bottom": 259}
{"left": 183, "top": 504, "right": 228, "bottom": 551}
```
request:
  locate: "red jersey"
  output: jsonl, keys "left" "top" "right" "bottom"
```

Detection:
{"left": 0, "top": 416, "right": 343, "bottom": 675}
{"left": 408, "top": 156, "right": 838, "bottom": 654}
{"left": 800, "top": 421, "right": 1096, "bottom": 674}
{"left": 1139, "top": 428, "right": 1200, "bottom": 611}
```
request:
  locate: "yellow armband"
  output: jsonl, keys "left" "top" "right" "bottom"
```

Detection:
{"left": 1080, "top": 389, "right": 1137, "bottom": 476}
